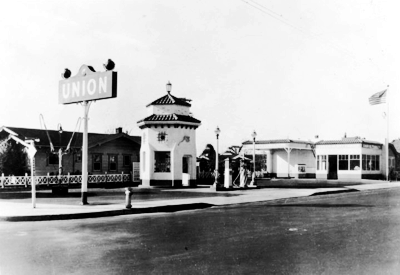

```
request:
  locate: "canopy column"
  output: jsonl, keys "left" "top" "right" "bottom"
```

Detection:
{"left": 284, "top": 147, "right": 292, "bottom": 178}
{"left": 266, "top": 150, "right": 272, "bottom": 173}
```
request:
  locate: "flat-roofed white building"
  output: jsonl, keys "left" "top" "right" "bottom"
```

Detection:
{"left": 241, "top": 139, "right": 315, "bottom": 178}
{"left": 242, "top": 136, "right": 397, "bottom": 180}
{"left": 315, "top": 137, "right": 395, "bottom": 180}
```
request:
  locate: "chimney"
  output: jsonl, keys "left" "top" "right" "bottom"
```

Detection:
{"left": 116, "top": 127, "right": 123, "bottom": 134}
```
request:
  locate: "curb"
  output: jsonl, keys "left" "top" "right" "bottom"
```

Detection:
{"left": 310, "top": 188, "right": 359, "bottom": 196}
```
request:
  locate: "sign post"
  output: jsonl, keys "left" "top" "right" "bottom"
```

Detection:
{"left": 59, "top": 62, "right": 117, "bottom": 205}
{"left": 9, "top": 136, "right": 38, "bottom": 208}
{"left": 81, "top": 100, "right": 90, "bottom": 204}
{"left": 27, "top": 142, "right": 37, "bottom": 208}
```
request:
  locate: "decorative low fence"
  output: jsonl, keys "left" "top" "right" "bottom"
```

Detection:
{"left": 0, "top": 172, "right": 139, "bottom": 188}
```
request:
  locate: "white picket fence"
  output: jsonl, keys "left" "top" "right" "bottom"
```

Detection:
{"left": 0, "top": 172, "right": 139, "bottom": 188}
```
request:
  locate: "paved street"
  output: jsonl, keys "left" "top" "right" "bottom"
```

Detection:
{"left": 1, "top": 188, "right": 400, "bottom": 274}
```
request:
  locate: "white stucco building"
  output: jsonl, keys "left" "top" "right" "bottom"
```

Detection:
{"left": 137, "top": 83, "right": 201, "bottom": 187}
{"left": 241, "top": 139, "right": 315, "bottom": 178}
{"left": 242, "top": 136, "right": 396, "bottom": 180}
{"left": 315, "top": 137, "right": 395, "bottom": 180}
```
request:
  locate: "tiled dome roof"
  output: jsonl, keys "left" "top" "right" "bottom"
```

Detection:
{"left": 146, "top": 93, "right": 191, "bottom": 107}
{"left": 137, "top": 114, "right": 201, "bottom": 124}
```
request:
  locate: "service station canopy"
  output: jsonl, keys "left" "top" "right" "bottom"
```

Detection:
{"left": 59, "top": 65, "right": 117, "bottom": 104}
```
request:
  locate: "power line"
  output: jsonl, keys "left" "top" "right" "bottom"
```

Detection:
{"left": 241, "top": 0, "right": 379, "bottom": 70}
{"left": 242, "top": 0, "right": 308, "bottom": 36}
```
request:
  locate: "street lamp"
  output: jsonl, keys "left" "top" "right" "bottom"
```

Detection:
{"left": 250, "top": 130, "right": 257, "bottom": 186}
{"left": 213, "top": 126, "right": 221, "bottom": 187}
{"left": 57, "top": 124, "right": 64, "bottom": 182}
{"left": 54, "top": 123, "right": 70, "bottom": 185}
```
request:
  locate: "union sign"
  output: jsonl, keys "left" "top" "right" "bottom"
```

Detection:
{"left": 59, "top": 64, "right": 117, "bottom": 104}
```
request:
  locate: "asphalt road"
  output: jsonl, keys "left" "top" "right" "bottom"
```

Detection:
{"left": 1, "top": 189, "right": 400, "bottom": 275}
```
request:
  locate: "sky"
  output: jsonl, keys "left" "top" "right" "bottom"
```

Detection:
{"left": 1, "top": 0, "right": 400, "bottom": 154}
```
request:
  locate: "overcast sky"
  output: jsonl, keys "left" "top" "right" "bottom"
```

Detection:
{"left": 1, "top": 0, "right": 399, "bottom": 153}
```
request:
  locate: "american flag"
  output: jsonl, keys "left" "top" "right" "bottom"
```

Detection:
{"left": 369, "top": 89, "right": 387, "bottom": 105}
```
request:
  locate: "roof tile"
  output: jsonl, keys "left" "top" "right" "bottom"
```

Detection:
{"left": 137, "top": 114, "right": 201, "bottom": 124}
{"left": 146, "top": 93, "right": 191, "bottom": 107}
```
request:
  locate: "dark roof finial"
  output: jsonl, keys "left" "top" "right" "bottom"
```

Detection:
{"left": 166, "top": 81, "right": 172, "bottom": 94}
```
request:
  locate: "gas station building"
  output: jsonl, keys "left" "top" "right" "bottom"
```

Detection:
{"left": 241, "top": 136, "right": 397, "bottom": 180}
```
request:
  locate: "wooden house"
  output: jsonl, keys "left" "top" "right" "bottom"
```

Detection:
{"left": 0, "top": 126, "right": 141, "bottom": 176}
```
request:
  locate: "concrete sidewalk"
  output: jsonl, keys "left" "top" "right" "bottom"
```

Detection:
{"left": 1, "top": 181, "right": 400, "bottom": 222}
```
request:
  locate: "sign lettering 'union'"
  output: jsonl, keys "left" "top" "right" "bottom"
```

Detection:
{"left": 59, "top": 65, "right": 117, "bottom": 104}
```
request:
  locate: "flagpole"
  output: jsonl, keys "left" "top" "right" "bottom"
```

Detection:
{"left": 386, "top": 85, "right": 390, "bottom": 181}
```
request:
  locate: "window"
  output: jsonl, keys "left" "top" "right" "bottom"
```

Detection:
{"left": 93, "top": 154, "right": 102, "bottom": 172}
{"left": 339, "top": 155, "right": 349, "bottom": 170}
{"left": 375, "top": 155, "right": 380, "bottom": 171}
{"left": 157, "top": 132, "right": 168, "bottom": 142}
{"left": 390, "top": 158, "right": 395, "bottom": 168}
{"left": 109, "top": 155, "right": 118, "bottom": 172}
{"left": 123, "top": 155, "right": 131, "bottom": 167}
{"left": 133, "top": 152, "right": 140, "bottom": 162}
{"left": 362, "top": 155, "right": 367, "bottom": 170}
{"left": 75, "top": 153, "right": 82, "bottom": 163}
{"left": 362, "top": 154, "right": 380, "bottom": 171}
{"left": 154, "top": 151, "right": 171, "bottom": 172}
{"left": 371, "top": 155, "right": 376, "bottom": 170}
{"left": 317, "top": 155, "right": 326, "bottom": 170}
{"left": 350, "top": 155, "right": 360, "bottom": 170}
{"left": 48, "top": 153, "right": 59, "bottom": 165}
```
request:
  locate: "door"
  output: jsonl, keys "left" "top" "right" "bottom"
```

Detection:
{"left": 182, "top": 156, "right": 189, "bottom": 173}
{"left": 182, "top": 156, "right": 191, "bottom": 186}
{"left": 328, "top": 155, "right": 338, "bottom": 180}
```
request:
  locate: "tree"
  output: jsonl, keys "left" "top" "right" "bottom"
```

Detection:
{"left": 198, "top": 144, "right": 216, "bottom": 172}
{"left": 0, "top": 138, "right": 28, "bottom": 176}
{"left": 227, "top": 145, "right": 242, "bottom": 156}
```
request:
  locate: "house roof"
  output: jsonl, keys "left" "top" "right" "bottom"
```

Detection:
{"left": 391, "top": 139, "right": 400, "bottom": 154}
{"left": 242, "top": 139, "right": 312, "bottom": 145}
{"left": 393, "top": 140, "right": 400, "bottom": 152}
{"left": 146, "top": 93, "right": 191, "bottom": 107}
{"left": 316, "top": 137, "right": 382, "bottom": 146}
{"left": 389, "top": 143, "right": 398, "bottom": 155}
{"left": 137, "top": 114, "right": 201, "bottom": 124}
{"left": 0, "top": 126, "right": 141, "bottom": 150}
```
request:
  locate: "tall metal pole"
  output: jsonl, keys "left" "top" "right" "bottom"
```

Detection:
{"left": 288, "top": 150, "right": 291, "bottom": 178}
{"left": 213, "top": 127, "right": 221, "bottom": 188}
{"left": 253, "top": 137, "right": 256, "bottom": 174}
{"left": 214, "top": 135, "right": 219, "bottom": 186}
{"left": 30, "top": 153, "right": 36, "bottom": 208}
{"left": 250, "top": 130, "right": 257, "bottom": 186}
{"left": 58, "top": 149, "right": 63, "bottom": 183}
{"left": 81, "top": 101, "right": 89, "bottom": 204}
{"left": 58, "top": 127, "right": 63, "bottom": 182}
{"left": 24, "top": 139, "right": 37, "bottom": 208}
{"left": 386, "top": 85, "right": 390, "bottom": 181}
